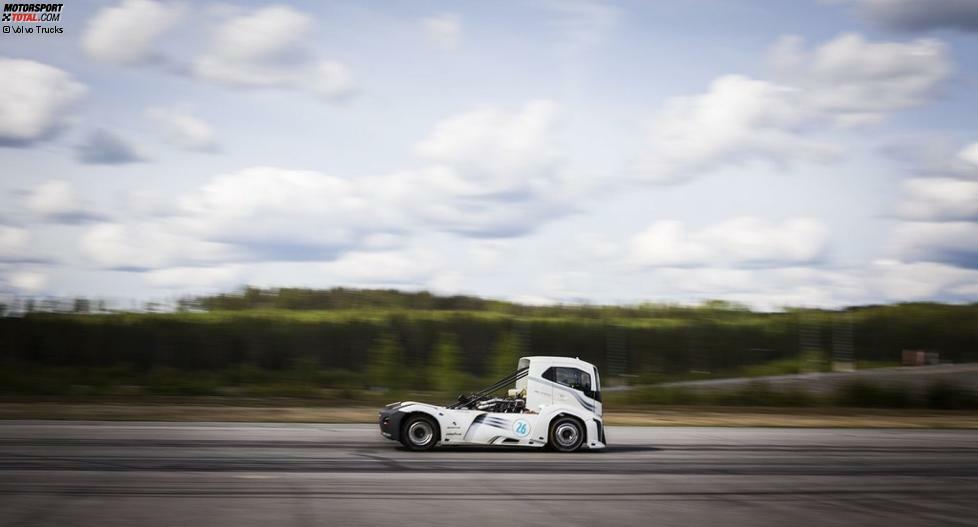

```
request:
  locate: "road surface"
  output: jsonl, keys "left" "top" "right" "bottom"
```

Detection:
{"left": 2, "top": 421, "right": 977, "bottom": 526}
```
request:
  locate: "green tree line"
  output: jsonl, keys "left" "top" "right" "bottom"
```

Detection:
{"left": 1, "top": 289, "right": 976, "bottom": 394}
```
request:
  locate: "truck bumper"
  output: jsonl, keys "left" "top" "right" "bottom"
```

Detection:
{"left": 588, "top": 418, "right": 608, "bottom": 449}
{"left": 378, "top": 406, "right": 407, "bottom": 442}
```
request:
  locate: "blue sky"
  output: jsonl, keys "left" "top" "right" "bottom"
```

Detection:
{"left": 2, "top": 0, "right": 977, "bottom": 309}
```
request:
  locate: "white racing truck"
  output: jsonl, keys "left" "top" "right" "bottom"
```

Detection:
{"left": 378, "top": 356, "right": 606, "bottom": 452}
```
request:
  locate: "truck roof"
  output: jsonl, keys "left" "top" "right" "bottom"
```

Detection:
{"left": 519, "top": 355, "right": 598, "bottom": 370}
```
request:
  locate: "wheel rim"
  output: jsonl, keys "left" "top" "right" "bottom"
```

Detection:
{"left": 555, "top": 422, "right": 580, "bottom": 448}
{"left": 408, "top": 420, "right": 434, "bottom": 446}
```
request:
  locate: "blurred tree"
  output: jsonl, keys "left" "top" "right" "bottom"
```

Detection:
{"left": 72, "top": 298, "right": 90, "bottom": 314}
{"left": 489, "top": 330, "right": 520, "bottom": 379}
{"left": 3, "top": 295, "right": 977, "bottom": 399}
{"left": 365, "top": 331, "right": 404, "bottom": 389}
{"left": 430, "top": 333, "right": 461, "bottom": 393}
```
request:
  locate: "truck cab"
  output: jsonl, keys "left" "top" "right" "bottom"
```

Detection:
{"left": 517, "top": 356, "right": 602, "bottom": 417}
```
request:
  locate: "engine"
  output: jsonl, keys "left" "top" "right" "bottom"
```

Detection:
{"left": 474, "top": 397, "right": 525, "bottom": 413}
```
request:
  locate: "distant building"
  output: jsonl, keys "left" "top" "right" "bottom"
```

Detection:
{"left": 902, "top": 350, "right": 940, "bottom": 366}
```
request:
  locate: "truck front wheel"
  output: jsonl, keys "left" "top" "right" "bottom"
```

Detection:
{"left": 400, "top": 414, "right": 438, "bottom": 451}
{"left": 548, "top": 416, "right": 584, "bottom": 452}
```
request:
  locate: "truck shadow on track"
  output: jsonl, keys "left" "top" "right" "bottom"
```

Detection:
{"left": 399, "top": 445, "right": 661, "bottom": 453}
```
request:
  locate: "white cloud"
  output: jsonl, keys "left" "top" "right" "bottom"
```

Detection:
{"left": 771, "top": 33, "right": 950, "bottom": 126}
{"left": 628, "top": 217, "right": 828, "bottom": 268}
{"left": 182, "top": 103, "right": 570, "bottom": 244}
{"left": 26, "top": 180, "right": 104, "bottom": 223}
{"left": 869, "top": 259, "right": 978, "bottom": 300}
{"left": 881, "top": 137, "right": 978, "bottom": 178}
{"left": 0, "top": 226, "right": 32, "bottom": 262}
{"left": 81, "top": 2, "right": 353, "bottom": 99}
{"left": 321, "top": 249, "right": 441, "bottom": 285}
{"left": 524, "top": 247, "right": 870, "bottom": 308}
{"left": 539, "top": 270, "right": 594, "bottom": 301}
{"left": 467, "top": 240, "right": 511, "bottom": 270}
{"left": 637, "top": 75, "right": 838, "bottom": 183}
{"left": 556, "top": 257, "right": 975, "bottom": 308}
{"left": 644, "top": 266, "right": 863, "bottom": 309}
{"left": 82, "top": 0, "right": 183, "bottom": 64}
{"left": 890, "top": 221, "right": 978, "bottom": 268}
{"left": 305, "top": 61, "right": 356, "bottom": 99}
{"left": 421, "top": 13, "right": 461, "bottom": 49}
{"left": 845, "top": 0, "right": 978, "bottom": 32}
{"left": 897, "top": 177, "right": 978, "bottom": 221}
{"left": 636, "top": 34, "right": 949, "bottom": 183}
{"left": 193, "top": 6, "right": 355, "bottom": 99}
{"left": 883, "top": 136, "right": 978, "bottom": 281}
{"left": 629, "top": 222, "right": 710, "bottom": 267}
{"left": 177, "top": 166, "right": 390, "bottom": 257}
{"left": 210, "top": 5, "right": 311, "bottom": 61}
{"left": 79, "top": 166, "right": 397, "bottom": 270}
{"left": 415, "top": 100, "right": 563, "bottom": 196}
{"left": 959, "top": 141, "right": 978, "bottom": 167}
{"left": 147, "top": 107, "right": 218, "bottom": 152}
{"left": 399, "top": 100, "right": 572, "bottom": 236}
{"left": 505, "top": 294, "right": 558, "bottom": 307}
{"left": 0, "top": 58, "right": 86, "bottom": 146}
{"left": 144, "top": 265, "right": 242, "bottom": 289}
{"left": 9, "top": 271, "right": 47, "bottom": 292}
{"left": 531, "top": 258, "right": 973, "bottom": 309}
{"left": 77, "top": 101, "right": 576, "bottom": 277}
{"left": 80, "top": 221, "right": 239, "bottom": 270}
{"left": 427, "top": 271, "right": 466, "bottom": 295}
{"left": 575, "top": 233, "right": 619, "bottom": 261}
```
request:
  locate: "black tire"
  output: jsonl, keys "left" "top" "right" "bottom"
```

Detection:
{"left": 548, "top": 416, "right": 584, "bottom": 452}
{"left": 400, "top": 414, "right": 439, "bottom": 451}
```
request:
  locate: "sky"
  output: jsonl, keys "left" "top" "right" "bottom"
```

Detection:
{"left": 1, "top": 0, "right": 978, "bottom": 310}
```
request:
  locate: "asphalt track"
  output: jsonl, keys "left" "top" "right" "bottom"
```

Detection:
{"left": 2, "top": 422, "right": 978, "bottom": 526}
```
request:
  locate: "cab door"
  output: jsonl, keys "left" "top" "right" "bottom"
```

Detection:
{"left": 553, "top": 378, "right": 573, "bottom": 407}
{"left": 525, "top": 375, "right": 553, "bottom": 411}
{"left": 544, "top": 366, "right": 595, "bottom": 412}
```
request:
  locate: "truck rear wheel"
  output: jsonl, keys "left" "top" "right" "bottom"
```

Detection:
{"left": 548, "top": 416, "right": 584, "bottom": 452}
{"left": 400, "top": 414, "right": 438, "bottom": 451}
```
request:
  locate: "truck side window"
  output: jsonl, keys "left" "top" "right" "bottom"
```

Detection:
{"left": 542, "top": 367, "right": 592, "bottom": 393}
